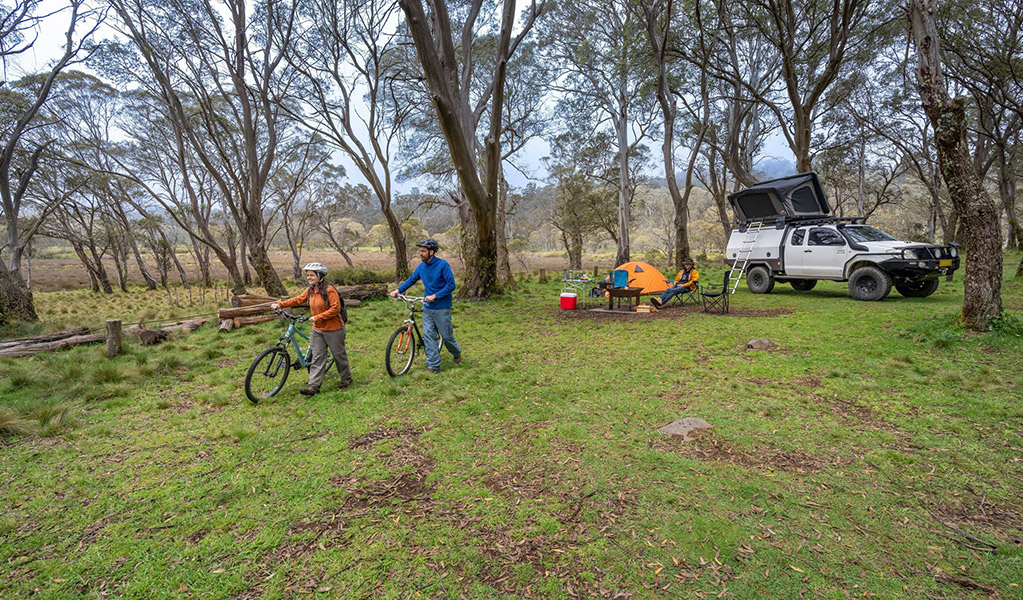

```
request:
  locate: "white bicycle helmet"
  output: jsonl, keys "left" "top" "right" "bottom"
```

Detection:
{"left": 303, "top": 262, "right": 328, "bottom": 279}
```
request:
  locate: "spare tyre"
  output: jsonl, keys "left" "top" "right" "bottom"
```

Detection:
{"left": 790, "top": 279, "right": 817, "bottom": 291}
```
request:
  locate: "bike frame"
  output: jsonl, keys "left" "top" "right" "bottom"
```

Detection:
{"left": 394, "top": 294, "right": 436, "bottom": 351}
{"left": 276, "top": 312, "right": 315, "bottom": 367}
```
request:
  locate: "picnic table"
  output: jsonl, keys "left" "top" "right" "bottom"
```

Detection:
{"left": 606, "top": 286, "right": 643, "bottom": 311}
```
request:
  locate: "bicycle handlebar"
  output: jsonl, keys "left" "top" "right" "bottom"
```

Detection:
{"left": 393, "top": 294, "right": 427, "bottom": 304}
{"left": 273, "top": 307, "right": 310, "bottom": 322}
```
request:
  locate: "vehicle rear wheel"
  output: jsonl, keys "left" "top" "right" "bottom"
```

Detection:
{"left": 848, "top": 266, "right": 892, "bottom": 301}
{"left": 746, "top": 266, "right": 775, "bottom": 294}
{"left": 245, "top": 346, "right": 291, "bottom": 404}
{"left": 385, "top": 325, "right": 416, "bottom": 377}
{"left": 790, "top": 279, "right": 817, "bottom": 291}
{"left": 895, "top": 278, "right": 939, "bottom": 298}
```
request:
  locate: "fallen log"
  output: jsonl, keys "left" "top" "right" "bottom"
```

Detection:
{"left": 233, "top": 314, "right": 279, "bottom": 328}
{"left": 342, "top": 298, "right": 361, "bottom": 308}
{"left": 334, "top": 283, "right": 388, "bottom": 300}
{"left": 231, "top": 293, "right": 280, "bottom": 307}
{"left": 0, "top": 333, "right": 106, "bottom": 358}
{"left": 139, "top": 329, "right": 169, "bottom": 346}
{"left": 218, "top": 319, "right": 234, "bottom": 333}
{"left": 0, "top": 326, "right": 91, "bottom": 350}
{"left": 217, "top": 303, "right": 275, "bottom": 320}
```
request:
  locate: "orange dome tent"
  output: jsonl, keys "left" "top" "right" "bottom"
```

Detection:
{"left": 610, "top": 261, "right": 671, "bottom": 294}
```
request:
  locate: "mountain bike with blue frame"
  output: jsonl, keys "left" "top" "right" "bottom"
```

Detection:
{"left": 386, "top": 294, "right": 442, "bottom": 377}
{"left": 244, "top": 308, "right": 334, "bottom": 403}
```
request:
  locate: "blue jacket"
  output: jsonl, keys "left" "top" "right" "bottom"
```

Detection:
{"left": 398, "top": 256, "right": 456, "bottom": 310}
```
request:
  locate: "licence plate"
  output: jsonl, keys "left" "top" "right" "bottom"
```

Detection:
{"left": 939, "top": 259, "right": 953, "bottom": 267}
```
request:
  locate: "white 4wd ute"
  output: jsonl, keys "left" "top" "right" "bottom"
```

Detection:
{"left": 725, "top": 173, "right": 960, "bottom": 301}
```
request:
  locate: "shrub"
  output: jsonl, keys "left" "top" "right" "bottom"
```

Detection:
{"left": 328, "top": 267, "right": 395, "bottom": 286}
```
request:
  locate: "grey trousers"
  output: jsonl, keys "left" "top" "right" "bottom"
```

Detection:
{"left": 308, "top": 327, "right": 351, "bottom": 388}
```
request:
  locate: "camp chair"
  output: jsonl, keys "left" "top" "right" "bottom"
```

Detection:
{"left": 666, "top": 282, "right": 701, "bottom": 307}
{"left": 611, "top": 269, "right": 631, "bottom": 288}
{"left": 700, "top": 272, "right": 730, "bottom": 314}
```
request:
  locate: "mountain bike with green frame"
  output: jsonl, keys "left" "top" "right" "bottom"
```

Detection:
{"left": 244, "top": 309, "right": 334, "bottom": 403}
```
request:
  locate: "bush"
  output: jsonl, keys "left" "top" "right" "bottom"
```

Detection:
{"left": 328, "top": 267, "right": 395, "bottom": 286}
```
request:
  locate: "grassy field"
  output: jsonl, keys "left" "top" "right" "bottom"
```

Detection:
{"left": 2, "top": 256, "right": 1023, "bottom": 599}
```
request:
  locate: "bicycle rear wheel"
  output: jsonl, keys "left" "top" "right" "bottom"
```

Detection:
{"left": 385, "top": 325, "right": 416, "bottom": 377}
{"left": 245, "top": 346, "right": 291, "bottom": 403}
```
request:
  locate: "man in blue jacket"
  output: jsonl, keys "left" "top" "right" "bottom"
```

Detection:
{"left": 390, "top": 239, "right": 463, "bottom": 373}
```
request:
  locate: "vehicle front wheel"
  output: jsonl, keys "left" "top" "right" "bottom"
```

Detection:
{"left": 895, "top": 278, "right": 939, "bottom": 298}
{"left": 746, "top": 266, "right": 775, "bottom": 294}
{"left": 848, "top": 266, "right": 892, "bottom": 301}
{"left": 790, "top": 279, "right": 817, "bottom": 291}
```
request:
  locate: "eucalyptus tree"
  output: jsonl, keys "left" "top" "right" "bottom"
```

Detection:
{"left": 264, "top": 137, "right": 334, "bottom": 280}
{"left": 545, "top": 131, "right": 617, "bottom": 269}
{"left": 908, "top": 0, "right": 1002, "bottom": 329}
{"left": 397, "top": 0, "right": 547, "bottom": 298}
{"left": 107, "top": 0, "right": 297, "bottom": 296}
{"left": 309, "top": 181, "right": 370, "bottom": 269}
{"left": 938, "top": 0, "right": 1023, "bottom": 249}
{"left": 285, "top": 0, "right": 413, "bottom": 279}
{"left": 0, "top": 0, "right": 101, "bottom": 322}
{"left": 543, "top": 0, "right": 656, "bottom": 266}
{"left": 716, "top": 0, "right": 895, "bottom": 172}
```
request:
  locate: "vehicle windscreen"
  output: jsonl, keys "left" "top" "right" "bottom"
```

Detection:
{"left": 843, "top": 225, "right": 895, "bottom": 243}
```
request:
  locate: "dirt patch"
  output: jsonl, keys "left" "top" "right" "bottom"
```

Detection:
{"left": 815, "top": 393, "right": 905, "bottom": 434}
{"left": 932, "top": 499, "right": 1023, "bottom": 543}
{"left": 657, "top": 429, "right": 847, "bottom": 474}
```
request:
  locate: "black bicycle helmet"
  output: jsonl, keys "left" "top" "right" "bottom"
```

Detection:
{"left": 416, "top": 238, "right": 440, "bottom": 251}
{"left": 683, "top": 257, "right": 695, "bottom": 265}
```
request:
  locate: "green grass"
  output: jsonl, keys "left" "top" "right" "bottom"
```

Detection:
{"left": 2, "top": 255, "right": 1023, "bottom": 599}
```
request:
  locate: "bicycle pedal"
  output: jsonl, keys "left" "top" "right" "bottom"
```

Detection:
{"left": 291, "top": 360, "right": 302, "bottom": 369}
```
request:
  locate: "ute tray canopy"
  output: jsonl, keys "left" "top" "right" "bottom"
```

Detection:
{"left": 728, "top": 172, "right": 830, "bottom": 223}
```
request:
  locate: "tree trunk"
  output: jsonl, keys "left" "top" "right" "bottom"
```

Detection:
{"left": 496, "top": 175, "right": 514, "bottom": 287}
{"left": 909, "top": 0, "right": 1002, "bottom": 330}
{"left": 996, "top": 150, "right": 1018, "bottom": 250}
{"left": 0, "top": 262, "right": 36, "bottom": 324}
{"left": 239, "top": 234, "right": 252, "bottom": 285}
{"left": 382, "top": 207, "right": 408, "bottom": 280}
{"left": 569, "top": 230, "right": 583, "bottom": 270}
{"left": 615, "top": 108, "right": 631, "bottom": 267}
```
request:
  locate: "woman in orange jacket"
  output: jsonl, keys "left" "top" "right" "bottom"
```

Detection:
{"left": 271, "top": 262, "right": 352, "bottom": 395}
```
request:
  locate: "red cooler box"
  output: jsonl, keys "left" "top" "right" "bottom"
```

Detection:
{"left": 560, "top": 292, "right": 577, "bottom": 309}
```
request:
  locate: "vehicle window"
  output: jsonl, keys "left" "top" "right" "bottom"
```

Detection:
{"left": 808, "top": 228, "right": 845, "bottom": 246}
{"left": 843, "top": 225, "right": 896, "bottom": 243}
{"left": 790, "top": 229, "right": 805, "bottom": 246}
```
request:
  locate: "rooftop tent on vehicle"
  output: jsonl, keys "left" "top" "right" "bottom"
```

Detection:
{"left": 727, "top": 172, "right": 831, "bottom": 223}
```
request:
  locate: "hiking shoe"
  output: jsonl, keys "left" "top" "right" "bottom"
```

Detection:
{"left": 426, "top": 367, "right": 440, "bottom": 374}
{"left": 453, "top": 355, "right": 463, "bottom": 365}
{"left": 651, "top": 298, "right": 662, "bottom": 308}
{"left": 338, "top": 378, "right": 352, "bottom": 390}
{"left": 299, "top": 386, "right": 320, "bottom": 396}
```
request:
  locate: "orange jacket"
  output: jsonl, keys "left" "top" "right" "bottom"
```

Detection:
{"left": 673, "top": 267, "right": 699, "bottom": 290}
{"left": 278, "top": 285, "right": 344, "bottom": 331}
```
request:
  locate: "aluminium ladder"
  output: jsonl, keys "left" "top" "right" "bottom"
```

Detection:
{"left": 727, "top": 221, "right": 763, "bottom": 294}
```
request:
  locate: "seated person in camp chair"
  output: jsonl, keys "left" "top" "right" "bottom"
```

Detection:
{"left": 651, "top": 258, "right": 699, "bottom": 308}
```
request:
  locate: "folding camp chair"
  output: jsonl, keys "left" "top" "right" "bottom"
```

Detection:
{"left": 666, "top": 284, "right": 701, "bottom": 307}
{"left": 611, "top": 269, "right": 630, "bottom": 288}
{"left": 700, "top": 272, "right": 730, "bottom": 314}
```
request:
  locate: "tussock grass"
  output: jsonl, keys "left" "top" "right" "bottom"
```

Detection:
{"left": 0, "top": 406, "right": 35, "bottom": 437}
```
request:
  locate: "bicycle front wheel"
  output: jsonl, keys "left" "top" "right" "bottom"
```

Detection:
{"left": 385, "top": 325, "right": 416, "bottom": 377}
{"left": 245, "top": 346, "right": 291, "bottom": 403}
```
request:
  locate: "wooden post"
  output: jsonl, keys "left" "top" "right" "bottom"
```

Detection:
{"left": 593, "top": 266, "right": 599, "bottom": 277}
{"left": 105, "top": 319, "right": 122, "bottom": 358}
{"left": 538, "top": 268, "right": 547, "bottom": 283}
